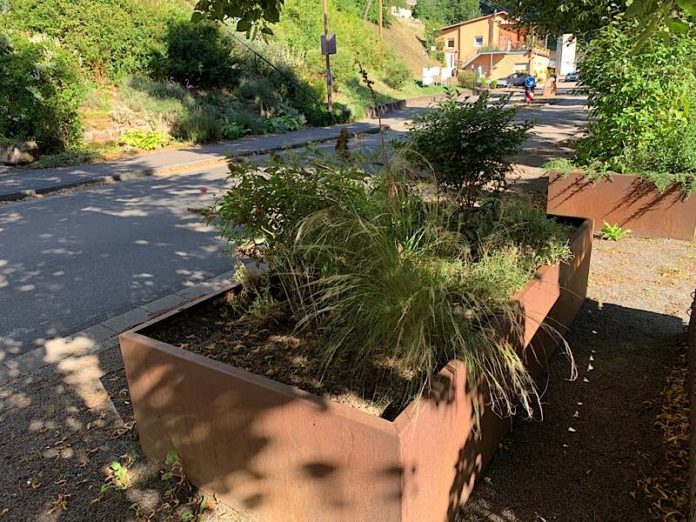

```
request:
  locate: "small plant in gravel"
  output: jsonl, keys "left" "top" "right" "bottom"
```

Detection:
{"left": 600, "top": 221, "right": 631, "bottom": 241}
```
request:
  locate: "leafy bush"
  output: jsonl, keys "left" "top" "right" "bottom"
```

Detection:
{"left": 237, "top": 78, "right": 282, "bottom": 114}
{"left": 153, "top": 19, "right": 238, "bottom": 89}
{"left": 221, "top": 122, "right": 248, "bottom": 140}
{"left": 121, "top": 130, "right": 168, "bottom": 150}
{"left": 577, "top": 19, "right": 696, "bottom": 186}
{"left": 457, "top": 70, "right": 476, "bottom": 89}
{"left": 405, "top": 90, "right": 532, "bottom": 211}
{"left": 303, "top": 102, "right": 352, "bottom": 127}
{"left": 5, "top": 0, "right": 183, "bottom": 79}
{"left": 266, "top": 115, "right": 302, "bottom": 133}
{"left": 173, "top": 110, "right": 222, "bottom": 144}
{"left": 383, "top": 59, "right": 411, "bottom": 90}
{"left": 0, "top": 31, "right": 85, "bottom": 152}
{"left": 489, "top": 79, "right": 498, "bottom": 89}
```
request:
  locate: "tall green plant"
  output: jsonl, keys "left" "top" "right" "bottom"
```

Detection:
{"left": 0, "top": 31, "right": 85, "bottom": 151}
{"left": 405, "top": 90, "right": 532, "bottom": 212}
{"left": 576, "top": 19, "right": 696, "bottom": 182}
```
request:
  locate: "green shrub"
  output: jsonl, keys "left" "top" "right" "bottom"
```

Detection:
{"left": 4, "top": 0, "right": 183, "bottom": 79}
{"left": 236, "top": 78, "right": 282, "bottom": 114}
{"left": 405, "top": 90, "right": 532, "bottom": 212}
{"left": 489, "top": 79, "right": 498, "bottom": 89}
{"left": 303, "top": 102, "right": 352, "bottom": 126}
{"left": 577, "top": 18, "right": 696, "bottom": 187}
{"left": 0, "top": 31, "right": 85, "bottom": 152}
{"left": 266, "top": 115, "right": 302, "bottom": 133}
{"left": 174, "top": 110, "right": 222, "bottom": 144}
{"left": 121, "top": 130, "right": 168, "bottom": 150}
{"left": 383, "top": 59, "right": 411, "bottom": 90}
{"left": 221, "top": 122, "right": 248, "bottom": 140}
{"left": 153, "top": 19, "right": 238, "bottom": 88}
{"left": 457, "top": 70, "right": 476, "bottom": 89}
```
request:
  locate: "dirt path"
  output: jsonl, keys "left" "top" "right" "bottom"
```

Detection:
{"left": 459, "top": 238, "right": 694, "bottom": 521}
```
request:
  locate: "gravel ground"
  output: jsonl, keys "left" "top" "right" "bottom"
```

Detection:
{"left": 459, "top": 237, "right": 694, "bottom": 521}
{"left": 1, "top": 235, "right": 691, "bottom": 522}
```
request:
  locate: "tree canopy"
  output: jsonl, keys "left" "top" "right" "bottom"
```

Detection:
{"left": 499, "top": 0, "right": 696, "bottom": 38}
{"left": 413, "top": 0, "right": 481, "bottom": 26}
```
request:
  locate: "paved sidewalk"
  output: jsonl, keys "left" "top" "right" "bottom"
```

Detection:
{"left": 0, "top": 122, "right": 384, "bottom": 201}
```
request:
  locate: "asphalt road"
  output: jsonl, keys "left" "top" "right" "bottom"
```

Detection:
{"left": 0, "top": 93, "right": 586, "bottom": 361}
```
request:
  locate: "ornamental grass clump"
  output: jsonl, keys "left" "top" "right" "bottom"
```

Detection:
{"left": 209, "top": 97, "right": 574, "bottom": 421}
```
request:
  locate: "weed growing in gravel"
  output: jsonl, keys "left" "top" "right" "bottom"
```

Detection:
{"left": 600, "top": 221, "right": 631, "bottom": 241}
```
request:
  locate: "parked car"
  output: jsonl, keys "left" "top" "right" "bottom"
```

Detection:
{"left": 497, "top": 72, "right": 530, "bottom": 87}
{"left": 566, "top": 71, "right": 579, "bottom": 82}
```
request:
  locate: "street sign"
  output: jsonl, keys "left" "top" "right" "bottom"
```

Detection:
{"left": 321, "top": 34, "right": 337, "bottom": 56}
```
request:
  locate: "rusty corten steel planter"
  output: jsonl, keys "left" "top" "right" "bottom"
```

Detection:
{"left": 547, "top": 172, "right": 696, "bottom": 240}
{"left": 119, "top": 218, "right": 592, "bottom": 522}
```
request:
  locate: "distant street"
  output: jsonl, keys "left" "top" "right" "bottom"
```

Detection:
{"left": 0, "top": 91, "right": 587, "bottom": 362}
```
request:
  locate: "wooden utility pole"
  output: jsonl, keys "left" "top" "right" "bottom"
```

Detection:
{"left": 378, "top": 0, "right": 383, "bottom": 39}
{"left": 322, "top": 0, "right": 333, "bottom": 112}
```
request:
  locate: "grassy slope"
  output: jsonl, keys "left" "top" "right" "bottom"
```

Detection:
{"left": 375, "top": 18, "right": 439, "bottom": 77}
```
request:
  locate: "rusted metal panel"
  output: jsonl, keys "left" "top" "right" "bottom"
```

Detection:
{"left": 547, "top": 172, "right": 696, "bottom": 240}
{"left": 121, "top": 218, "right": 592, "bottom": 522}
{"left": 689, "top": 289, "right": 696, "bottom": 522}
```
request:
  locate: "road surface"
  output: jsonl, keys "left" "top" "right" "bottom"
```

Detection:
{"left": 0, "top": 93, "right": 587, "bottom": 362}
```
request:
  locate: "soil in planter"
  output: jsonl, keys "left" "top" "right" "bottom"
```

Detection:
{"left": 143, "top": 294, "right": 414, "bottom": 418}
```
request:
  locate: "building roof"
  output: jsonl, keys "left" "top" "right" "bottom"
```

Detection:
{"left": 440, "top": 11, "right": 509, "bottom": 32}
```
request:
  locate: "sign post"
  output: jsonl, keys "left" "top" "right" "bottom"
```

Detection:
{"left": 321, "top": 0, "right": 335, "bottom": 112}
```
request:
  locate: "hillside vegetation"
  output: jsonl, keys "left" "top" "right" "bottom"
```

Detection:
{"left": 0, "top": 0, "right": 440, "bottom": 163}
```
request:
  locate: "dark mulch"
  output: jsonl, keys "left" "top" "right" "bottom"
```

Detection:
{"left": 459, "top": 238, "right": 694, "bottom": 521}
{"left": 143, "top": 295, "right": 409, "bottom": 417}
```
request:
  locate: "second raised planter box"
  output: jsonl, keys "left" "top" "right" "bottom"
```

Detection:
{"left": 547, "top": 171, "right": 696, "bottom": 240}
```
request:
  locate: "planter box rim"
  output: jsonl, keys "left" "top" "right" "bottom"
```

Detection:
{"left": 547, "top": 170, "right": 694, "bottom": 198}
{"left": 121, "top": 217, "right": 591, "bottom": 431}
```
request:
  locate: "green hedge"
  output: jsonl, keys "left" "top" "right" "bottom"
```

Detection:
{"left": 0, "top": 31, "right": 85, "bottom": 151}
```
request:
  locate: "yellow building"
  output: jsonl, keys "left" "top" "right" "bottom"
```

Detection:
{"left": 440, "top": 12, "right": 550, "bottom": 81}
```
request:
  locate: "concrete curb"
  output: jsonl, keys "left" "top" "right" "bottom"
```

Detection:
{"left": 0, "top": 126, "right": 387, "bottom": 202}
{"left": 0, "top": 270, "right": 237, "bottom": 385}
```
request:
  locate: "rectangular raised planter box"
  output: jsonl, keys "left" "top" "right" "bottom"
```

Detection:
{"left": 547, "top": 172, "right": 696, "bottom": 240}
{"left": 119, "top": 218, "right": 592, "bottom": 522}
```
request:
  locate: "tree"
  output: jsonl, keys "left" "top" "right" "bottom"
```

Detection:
{"left": 413, "top": 0, "right": 481, "bottom": 26}
{"left": 498, "top": 0, "right": 696, "bottom": 38}
{"left": 192, "top": 0, "right": 284, "bottom": 36}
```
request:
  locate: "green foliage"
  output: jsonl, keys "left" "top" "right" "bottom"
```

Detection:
{"left": 237, "top": 78, "right": 282, "bottom": 114}
{"left": 543, "top": 158, "right": 577, "bottom": 176}
{"left": 174, "top": 110, "right": 223, "bottom": 143}
{"left": 600, "top": 221, "right": 631, "bottom": 241}
{"left": 405, "top": 90, "right": 532, "bottom": 211}
{"left": 0, "top": 31, "right": 85, "bottom": 152}
{"left": 192, "top": 0, "right": 283, "bottom": 37}
{"left": 121, "top": 130, "right": 168, "bottom": 150}
{"left": 209, "top": 151, "right": 574, "bottom": 418}
{"left": 576, "top": 19, "right": 696, "bottom": 192}
{"left": 211, "top": 152, "right": 372, "bottom": 254}
{"left": 265, "top": 115, "right": 302, "bottom": 133}
{"left": 221, "top": 121, "right": 248, "bottom": 140}
{"left": 413, "top": 0, "right": 481, "bottom": 25}
{"left": 457, "top": 70, "right": 476, "bottom": 89}
{"left": 153, "top": 19, "right": 239, "bottom": 88}
{"left": 27, "top": 149, "right": 101, "bottom": 169}
{"left": 4, "top": 0, "right": 184, "bottom": 80}
{"left": 383, "top": 59, "right": 412, "bottom": 90}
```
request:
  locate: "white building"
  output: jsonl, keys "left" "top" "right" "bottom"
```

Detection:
{"left": 391, "top": 0, "right": 417, "bottom": 19}
{"left": 556, "top": 34, "right": 577, "bottom": 76}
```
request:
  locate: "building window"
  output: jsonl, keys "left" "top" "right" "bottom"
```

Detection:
{"left": 474, "top": 36, "right": 484, "bottom": 47}
{"left": 446, "top": 38, "right": 455, "bottom": 49}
